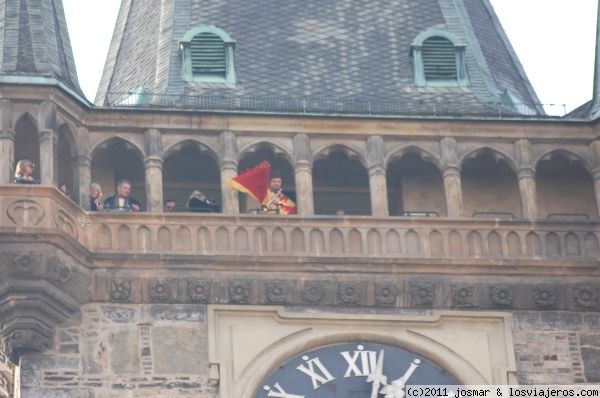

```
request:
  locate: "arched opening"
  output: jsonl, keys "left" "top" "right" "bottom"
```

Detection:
{"left": 163, "top": 141, "right": 221, "bottom": 212}
{"left": 461, "top": 151, "right": 520, "bottom": 219}
{"left": 57, "top": 125, "right": 76, "bottom": 198}
{"left": 536, "top": 153, "right": 596, "bottom": 219}
{"left": 387, "top": 151, "right": 445, "bottom": 216}
{"left": 238, "top": 144, "right": 294, "bottom": 213}
{"left": 14, "top": 114, "right": 40, "bottom": 182}
{"left": 91, "top": 138, "right": 146, "bottom": 210}
{"left": 313, "top": 148, "right": 370, "bottom": 215}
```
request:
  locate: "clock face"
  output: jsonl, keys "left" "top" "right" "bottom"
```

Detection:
{"left": 255, "top": 342, "right": 459, "bottom": 398}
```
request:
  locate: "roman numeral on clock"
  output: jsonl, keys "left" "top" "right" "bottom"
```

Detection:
{"left": 296, "top": 355, "right": 335, "bottom": 390}
{"left": 340, "top": 345, "right": 378, "bottom": 377}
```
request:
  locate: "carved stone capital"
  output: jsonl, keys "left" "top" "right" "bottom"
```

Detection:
{"left": 294, "top": 159, "right": 312, "bottom": 173}
{"left": 143, "top": 156, "right": 163, "bottom": 170}
{"left": 38, "top": 129, "right": 56, "bottom": 144}
{"left": 0, "top": 129, "right": 15, "bottom": 141}
{"left": 220, "top": 159, "right": 238, "bottom": 172}
{"left": 74, "top": 154, "right": 92, "bottom": 168}
{"left": 368, "top": 164, "right": 385, "bottom": 177}
{"left": 517, "top": 167, "right": 535, "bottom": 180}
{"left": 0, "top": 279, "right": 80, "bottom": 364}
{"left": 442, "top": 166, "right": 461, "bottom": 178}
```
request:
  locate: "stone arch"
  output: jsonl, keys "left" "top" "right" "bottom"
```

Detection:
{"left": 312, "top": 144, "right": 367, "bottom": 169}
{"left": 237, "top": 142, "right": 295, "bottom": 213}
{"left": 386, "top": 149, "right": 445, "bottom": 216}
{"left": 91, "top": 137, "right": 146, "bottom": 209}
{"left": 90, "top": 136, "right": 145, "bottom": 160}
{"left": 385, "top": 144, "right": 442, "bottom": 170}
{"left": 534, "top": 148, "right": 592, "bottom": 173}
{"left": 535, "top": 150, "right": 596, "bottom": 219}
{"left": 313, "top": 145, "right": 371, "bottom": 215}
{"left": 459, "top": 146, "right": 518, "bottom": 173}
{"left": 162, "top": 139, "right": 221, "bottom": 212}
{"left": 461, "top": 147, "right": 520, "bottom": 219}
{"left": 14, "top": 113, "right": 40, "bottom": 182}
{"left": 238, "top": 141, "right": 294, "bottom": 166}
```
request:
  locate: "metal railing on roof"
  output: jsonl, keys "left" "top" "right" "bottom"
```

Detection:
{"left": 105, "top": 92, "right": 566, "bottom": 118}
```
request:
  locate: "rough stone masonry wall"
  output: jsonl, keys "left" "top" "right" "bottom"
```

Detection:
{"left": 513, "top": 311, "right": 600, "bottom": 384}
{"left": 18, "top": 304, "right": 217, "bottom": 398}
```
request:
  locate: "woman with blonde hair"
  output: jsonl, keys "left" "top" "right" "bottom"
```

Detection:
{"left": 90, "top": 182, "right": 104, "bottom": 211}
{"left": 14, "top": 159, "right": 39, "bottom": 184}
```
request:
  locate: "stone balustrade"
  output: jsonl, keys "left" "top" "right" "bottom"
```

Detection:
{"left": 1, "top": 185, "right": 599, "bottom": 268}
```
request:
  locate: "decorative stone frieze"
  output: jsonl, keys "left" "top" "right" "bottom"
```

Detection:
{"left": 491, "top": 285, "right": 513, "bottom": 307}
{"left": 109, "top": 279, "right": 132, "bottom": 303}
{"left": 228, "top": 279, "right": 251, "bottom": 304}
{"left": 410, "top": 283, "right": 436, "bottom": 306}
{"left": 337, "top": 282, "right": 362, "bottom": 306}
{"left": 452, "top": 285, "right": 475, "bottom": 307}
{"left": 533, "top": 285, "right": 558, "bottom": 309}
{"left": 264, "top": 280, "right": 290, "bottom": 304}
{"left": 374, "top": 283, "right": 398, "bottom": 306}
{"left": 7, "top": 199, "right": 45, "bottom": 226}
{"left": 573, "top": 285, "right": 597, "bottom": 308}
{"left": 187, "top": 280, "right": 211, "bottom": 303}
{"left": 149, "top": 280, "right": 173, "bottom": 302}
{"left": 302, "top": 281, "right": 326, "bottom": 305}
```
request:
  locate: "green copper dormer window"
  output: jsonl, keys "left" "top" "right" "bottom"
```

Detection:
{"left": 180, "top": 26, "right": 236, "bottom": 83}
{"left": 411, "top": 29, "right": 468, "bottom": 87}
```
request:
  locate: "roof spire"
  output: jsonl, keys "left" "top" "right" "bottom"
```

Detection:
{"left": 0, "top": 0, "right": 83, "bottom": 97}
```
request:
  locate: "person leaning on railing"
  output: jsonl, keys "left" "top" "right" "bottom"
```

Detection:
{"left": 13, "top": 159, "right": 40, "bottom": 184}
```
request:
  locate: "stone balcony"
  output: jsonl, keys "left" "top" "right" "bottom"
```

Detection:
{"left": 1, "top": 185, "right": 599, "bottom": 275}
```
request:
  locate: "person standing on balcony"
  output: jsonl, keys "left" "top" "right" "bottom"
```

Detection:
{"left": 103, "top": 179, "right": 141, "bottom": 212}
{"left": 164, "top": 198, "right": 177, "bottom": 212}
{"left": 90, "top": 182, "right": 104, "bottom": 211}
{"left": 262, "top": 172, "right": 297, "bottom": 215}
{"left": 13, "top": 159, "right": 39, "bottom": 184}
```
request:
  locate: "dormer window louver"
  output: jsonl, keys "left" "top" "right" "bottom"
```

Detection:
{"left": 422, "top": 36, "right": 457, "bottom": 81}
{"left": 191, "top": 32, "right": 226, "bottom": 79}
{"left": 180, "top": 25, "right": 236, "bottom": 84}
{"left": 411, "top": 29, "right": 468, "bottom": 87}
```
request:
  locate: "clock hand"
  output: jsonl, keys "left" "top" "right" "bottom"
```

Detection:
{"left": 367, "top": 349, "right": 387, "bottom": 398}
{"left": 380, "top": 359, "right": 421, "bottom": 398}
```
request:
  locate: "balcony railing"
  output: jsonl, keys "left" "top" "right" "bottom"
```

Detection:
{"left": 105, "top": 92, "right": 567, "bottom": 118}
{"left": 1, "top": 186, "right": 598, "bottom": 271}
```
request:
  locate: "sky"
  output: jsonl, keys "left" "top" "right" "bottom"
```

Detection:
{"left": 63, "top": 0, "right": 598, "bottom": 114}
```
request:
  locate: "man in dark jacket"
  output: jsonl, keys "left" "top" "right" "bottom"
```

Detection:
{"left": 103, "top": 179, "right": 142, "bottom": 212}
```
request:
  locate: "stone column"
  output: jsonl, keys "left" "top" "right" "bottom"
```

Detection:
{"left": 515, "top": 139, "right": 537, "bottom": 220}
{"left": 590, "top": 140, "right": 600, "bottom": 217}
{"left": 219, "top": 131, "right": 239, "bottom": 214}
{"left": 293, "top": 134, "right": 313, "bottom": 215}
{"left": 74, "top": 127, "right": 91, "bottom": 209}
{"left": 440, "top": 137, "right": 462, "bottom": 217}
{"left": 75, "top": 155, "right": 92, "bottom": 210}
{"left": 38, "top": 101, "right": 58, "bottom": 186}
{"left": 144, "top": 129, "right": 163, "bottom": 212}
{"left": 367, "top": 136, "right": 388, "bottom": 216}
{"left": 39, "top": 129, "right": 58, "bottom": 185}
{"left": 0, "top": 100, "right": 14, "bottom": 183}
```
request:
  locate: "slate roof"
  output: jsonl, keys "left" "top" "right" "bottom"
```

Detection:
{"left": 0, "top": 0, "right": 82, "bottom": 96}
{"left": 586, "top": 1, "right": 600, "bottom": 120}
{"left": 96, "top": 0, "right": 541, "bottom": 114}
